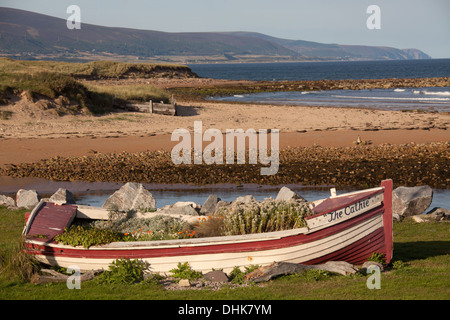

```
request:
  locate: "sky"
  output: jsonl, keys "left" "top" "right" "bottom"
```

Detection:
{"left": 1, "top": 0, "right": 449, "bottom": 58}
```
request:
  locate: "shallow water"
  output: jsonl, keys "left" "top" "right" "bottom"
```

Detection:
{"left": 211, "top": 87, "right": 450, "bottom": 113}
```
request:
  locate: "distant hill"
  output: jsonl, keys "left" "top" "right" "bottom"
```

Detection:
{"left": 228, "top": 32, "right": 431, "bottom": 61}
{"left": 0, "top": 7, "right": 432, "bottom": 63}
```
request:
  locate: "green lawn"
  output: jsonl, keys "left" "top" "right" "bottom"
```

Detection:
{"left": 0, "top": 206, "right": 448, "bottom": 300}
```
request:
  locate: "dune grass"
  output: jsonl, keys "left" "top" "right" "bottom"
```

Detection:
{"left": 0, "top": 58, "right": 173, "bottom": 112}
{"left": 0, "top": 205, "right": 448, "bottom": 300}
{"left": 85, "top": 83, "right": 170, "bottom": 103}
{"left": 0, "top": 58, "right": 191, "bottom": 79}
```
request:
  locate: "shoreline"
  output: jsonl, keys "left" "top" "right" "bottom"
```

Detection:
{"left": 0, "top": 128, "right": 449, "bottom": 169}
{"left": 1, "top": 141, "right": 448, "bottom": 189}
{"left": 1, "top": 77, "right": 448, "bottom": 192}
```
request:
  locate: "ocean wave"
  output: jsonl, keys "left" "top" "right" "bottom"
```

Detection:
{"left": 393, "top": 89, "right": 405, "bottom": 92}
{"left": 331, "top": 95, "right": 450, "bottom": 102}
{"left": 422, "top": 90, "right": 450, "bottom": 96}
{"left": 413, "top": 90, "right": 450, "bottom": 96}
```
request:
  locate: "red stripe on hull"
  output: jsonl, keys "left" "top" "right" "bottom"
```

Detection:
{"left": 303, "top": 227, "right": 386, "bottom": 265}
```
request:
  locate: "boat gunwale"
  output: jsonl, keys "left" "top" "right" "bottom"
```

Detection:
{"left": 306, "top": 187, "right": 384, "bottom": 220}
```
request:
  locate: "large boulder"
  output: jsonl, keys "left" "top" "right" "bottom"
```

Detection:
{"left": 16, "top": 189, "right": 41, "bottom": 209}
{"left": 392, "top": 185, "right": 433, "bottom": 220}
{"left": 200, "top": 195, "right": 221, "bottom": 215}
{"left": 275, "top": 186, "right": 306, "bottom": 202}
{"left": 0, "top": 195, "right": 15, "bottom": 207}
{"left": 102, "top": 182, "right": 156, "bottom": 212}
{"left": 49, "top": 188, "right": 76, "bottom": 204}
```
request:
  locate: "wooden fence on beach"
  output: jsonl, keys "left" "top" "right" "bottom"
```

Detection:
{"left": 125, "top": 99, "right": 177, "bottom": 116}
{"left": 114, "top": 95, "right": 177, "bottom": 116}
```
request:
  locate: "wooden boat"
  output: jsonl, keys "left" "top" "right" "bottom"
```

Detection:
{"left": 23, "top": 180, "right": 393, "bottom": 273}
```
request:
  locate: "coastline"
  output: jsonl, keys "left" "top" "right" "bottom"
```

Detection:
{"left": 0, "top": 77, "right": 449, "bottom": 190}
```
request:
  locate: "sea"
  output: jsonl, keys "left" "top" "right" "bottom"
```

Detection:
{"left": 189, "top": 59, "right": 450, "bottom": 112}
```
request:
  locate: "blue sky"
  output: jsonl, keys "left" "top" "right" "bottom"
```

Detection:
{"left": 1, "top": 0, "right": 449, "bottom": 58}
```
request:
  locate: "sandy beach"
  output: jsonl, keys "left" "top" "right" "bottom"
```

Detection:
{"left": 0, "top": 99, "right": 449, "bottom": 168}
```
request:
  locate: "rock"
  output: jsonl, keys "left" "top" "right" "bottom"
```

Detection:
{"left": 102, "top": 182, "right": 156, "bottom": 212}
{"left": 203, "top": 270, "right": 229, "bottom": 283}
{"left": 426, "top": 207, "right": 450, "bottom": 216}
{"left": 234, "top": 195, "right": 256, "bottom": 204}
{"left": 361, "top": 261, "right": 384, "bottom": 273}
{"left": 275, "top": 186, "right": 306, "bottom": 202}
{"left": 411, "top": 207, "right": 450, "bottom": 223}
{"left": 131, "top": 210, "right": 199, "bottom": 224}
{"left": 215, "top": 200, "right": 231, "bottom": 211}
{"left": 16, "top": 189, "right": 41, "bottom": 209}
{"left": 49, "top": 188, "right": 76, "bottom": 204}
{"left": 392, "top": 185, "right": 433, "bottom": 220}
{"left": 178, "top": 279, "right": 191, "bottom": 287}
{"left": 200, "top": 195, "right": 221, "bottom": 215}
{"left": 172, "top": 201, "right": 200, "bottom": 210}
{"left": 0, "top": 195, "right": 15, "bottom": 207}
{"left": 164, "top": 204, "right": 199, "bottom": 216}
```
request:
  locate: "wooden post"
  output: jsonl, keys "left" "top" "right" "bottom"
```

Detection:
{"left": 149, "top": 100, "right": 153, "bottom": 114}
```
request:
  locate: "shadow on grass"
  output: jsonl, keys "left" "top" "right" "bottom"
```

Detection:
{"left": 393, "top": 241, "right": 450, "bottom": 262}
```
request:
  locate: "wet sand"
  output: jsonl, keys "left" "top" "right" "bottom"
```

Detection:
{"left": 0, "top": 128, "right": 448, "bottom": 169}
{"left": 1, "top": 98, "right": 448, "bottom": 168}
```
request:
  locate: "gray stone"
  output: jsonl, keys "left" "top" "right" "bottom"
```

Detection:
{"left": 234, "top": 195, "right": 256, "bottom": 203}
{"left": 361, "top": 261, "right": 384, "bottom": 272}
{"left": 172, "top": 201, "right": 200, "bottom": 210}
{"left": 164, "top": 204, "right": 199, "bottom": 216}
{"left": 0, "top": 195, "right": 15, "bottom": 207}
{"left": 275, "top": 186, "right": 306, "bottom": 202}
{"left": 204, "top": 270, "right": 229, "bottom": 283}
{"left": 200, "top": 195, "right": 221, "bottom": 215}
{"left": 102, "top": 182, "right": 156, "bottom": 212}
{"left": 49, "top": 188, "right": 76, "bottom": 204}
{"left": 412, "top": 207, "right": 450, "bottom": 223}
{"left": 392, "top": 185, "right": 433, "bottom": 220}
{"left": 178, "top": 279, "right": 191, "bottom": 287}
{"left": 16, "top": 189, "right": 41, "bottom": 209}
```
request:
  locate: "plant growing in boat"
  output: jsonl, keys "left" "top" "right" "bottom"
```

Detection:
{"left": 220, "top": 200, "right": 311, "bottom": 236}
{"left": 54, "top": 225, "right": 132, "bottom": 248}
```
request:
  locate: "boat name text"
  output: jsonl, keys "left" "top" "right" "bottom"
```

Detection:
{"left": 327, "top": 198, "right": 370, "bottom": 223}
